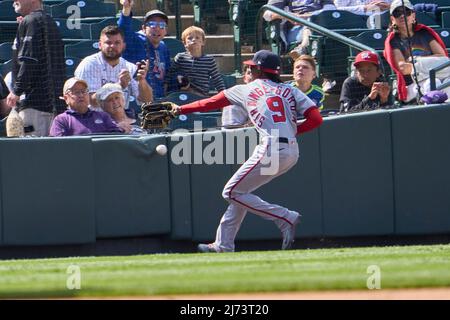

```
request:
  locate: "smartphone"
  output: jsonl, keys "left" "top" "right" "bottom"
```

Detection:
{"left": 133, "top": 60, "right": 147, "bottom": 80}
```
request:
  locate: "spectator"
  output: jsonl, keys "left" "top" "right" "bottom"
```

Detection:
{"left": 384, "top": 0, "right": 449, "bottom": 104}
{"left": 96, "top": 83, "right": 145, "bottom": 135}
{"left": 167, "top": 26, "right": 225, "bottom": 96}
{"left": 118, "top": 0, "right": 173, "bottom": 99}
{"left": 221, "top": 64, "right": 252, "bottom": 128}
{"left": 334, "top": 1, "right": 391, "bottom": 15}
{"left": 334, "top": 0, "right": 392, "bottom": 29}
{"left": 6, "top": 0, "right": 66, "bottom": 136}
{"left": 74, "top": 25, "right": 153, "bottom": 111}
{"left": 263, "top": 0, "right": 336, "bottom": 59}
{"left": 50, "top": 78, "right": 122, "bottom": 136}
{"left": 288, "top": 55, "right": 325, "bottom": 110}
{"left": 1, "top": 76, "right": 10, "bottom": 119}
{"left": 340, "top": 51, "right": 392, "bottom": 112}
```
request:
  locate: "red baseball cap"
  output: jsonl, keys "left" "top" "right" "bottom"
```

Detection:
{"left": 354, "top": 51, "right": 380, "bottom": 67}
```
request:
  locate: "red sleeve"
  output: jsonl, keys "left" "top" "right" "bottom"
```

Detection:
{"left": 180, "top": 91, "right": 232, "bottom": 114}
{"left": 297, "top": 107, "right": 323, "bottom": 135}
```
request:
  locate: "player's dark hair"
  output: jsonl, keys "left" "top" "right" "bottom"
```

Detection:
{"left": 264, "top": 72, "right": 282, "bottom": 83}
{"left": 100, "top": 25, "right": 125, "bottom": 40}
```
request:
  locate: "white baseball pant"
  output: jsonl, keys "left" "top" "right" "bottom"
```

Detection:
{"left": 214, "top": 136, "right": 300, "bottom": 252}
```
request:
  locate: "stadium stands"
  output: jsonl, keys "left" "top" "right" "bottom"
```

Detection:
{"left": 48, "top": 0, "right": 117, "bottom": 19}
{"left": 0, "top": 42, "right": 12, "bottom": 63}
{"left": 0, "top": 59, "right": 12, "bottom": 77}
{"left": 81, "top": 17, "right": 142, "bottom": 40}
{"left": 163, "top": 37, "right": 186, "bottom": 58}
{"left": 0, "top": 1, "right": 17, "bottom": 21}
{"left": 442, "top": 12, "right": 450, "bottom": 29}
{"left": 64, "top": 39, "right": 99, "bottom": 58}
{"left": 309, "top": 10, "right": 368, "bottom": 33}
{"left": 64, "top": 56, "right": 82, "bottom": 78}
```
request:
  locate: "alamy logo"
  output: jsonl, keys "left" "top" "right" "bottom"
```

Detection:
{"left": 366, "top": 265, "right": 381, "bottom": 290}
{"left": 66, "top": 265, "right": 81, "bottom": 290}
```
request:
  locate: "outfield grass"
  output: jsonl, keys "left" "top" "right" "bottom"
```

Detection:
{"left": 0, "top": 244, "right": 449, "bottom": 298}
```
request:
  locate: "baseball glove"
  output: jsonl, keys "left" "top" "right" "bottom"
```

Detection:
{"left": 141, "top": 101, "right": 177, "bottom": 130}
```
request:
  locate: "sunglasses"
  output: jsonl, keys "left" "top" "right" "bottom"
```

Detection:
{"left": 145, "top": 21, "right": 167, "bottom": 29}
{"left": 392, "top": 8, "right": 413, "bottom": 19}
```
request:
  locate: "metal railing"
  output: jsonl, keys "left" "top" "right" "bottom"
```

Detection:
{"left": 255, "top": 5, "right": 379, "bottom": 55}
{"left": 430, "top": 59, "right": 450, "bottom": 91}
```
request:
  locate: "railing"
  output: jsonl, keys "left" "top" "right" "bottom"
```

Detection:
{"left": 253, "top": 5, "right": 382, "bottom": 71}
{"left": 229, "top": 0, "right": 246, "bottom": 74}
{"left": 430, "top": 59, "right": 450, "bottom": 91}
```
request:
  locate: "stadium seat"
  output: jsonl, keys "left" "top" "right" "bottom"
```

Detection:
{"left": 349, "top": 30, "right": 387, "bottom": 57}
{"left": 82, "top": 17, "right": 142, "bottom": 40}
{"left": 168, "top": 111, "right": 222, "bottom": 131}
{"left": 49, "top": 0, "right": 116, "bottom": 19}
{"left": 54, "top": 18, "right": 85, "bottom": 40}
{"left": 0, "top": 21, "right": 18, "bottom": 43}
{"left": 164, "top": 38, "right": 186, "bottom": 59}
{"left": 0, "top": 1, "right": 18, "bottom": 21}
{"left": 410, "top": 0, "right": 449, "bottom": 6}
{"left": 442, "top": 12, "right": 450, "bottom": 29}
{"left": 415, "top": 11, "right": 439, "bottom": 28}
{"left": 127, "top": 98, "right": 141, "bottom": 126}
{"left": 64, "top": 56, "right": 81, "bottom": 78}
{"left": 309, "top": 10, "right": 368, "bottom": 32}
{"left": 64, "top": 40, "right": 99, "bottom": 58}
{"left": 0, "top": 59, "right": 12, "bottom": 77}
{"left": 0, "top": 42, "right": 12, "bottom": 63}
{"left": 163, "top": 91, "right": 204, "bottom": 106}
{"left": 433, "top": 28, "right": 450, "bottom": 50}
{"left": 222, "top": 74, "right": 236, "bottom": 88}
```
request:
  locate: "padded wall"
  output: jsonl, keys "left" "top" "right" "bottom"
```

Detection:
{"left": 0, "top": 137, "right": 96, "bottom": 245}
{"left": 320, "top": 111, "right": 395, "bottom": 236}
{"left": 92, "top": 135, "right": 171, "bottom": 238}
{"left": 391, "top": 105, "right": 450, "bottom": 234}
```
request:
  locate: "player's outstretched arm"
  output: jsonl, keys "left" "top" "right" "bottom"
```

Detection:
{"left": 296, "top": 107, "right": 322, "bottom": 135}
{"left": 178, "top": 91, "right": 231, "bottom": 115}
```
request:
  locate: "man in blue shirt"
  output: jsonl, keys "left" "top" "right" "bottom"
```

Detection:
{"left": 118, "top": 0, "right": 173, "bottom": 99}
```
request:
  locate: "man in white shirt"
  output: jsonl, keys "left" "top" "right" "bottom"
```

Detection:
{"left": 75, "top": 25, "right": 153, "bottom": 111}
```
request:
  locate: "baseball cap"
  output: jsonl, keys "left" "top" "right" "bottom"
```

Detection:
{"left": 390, "top": 0, "right": 414, "bottom": 15}
{"left": 96, "top": 83, "right": 123, "bottom": 104}
{"left": 243, "top": 50, "right": 281, "bottom": 74}
{"left": 354, "top": 51, "right": 380, "bottom": 67}
{"left": 63, "top": 77, "right": 88, "bottom": 95}
{"left": 144, "top": 9, "right": 168, "bottom": 24}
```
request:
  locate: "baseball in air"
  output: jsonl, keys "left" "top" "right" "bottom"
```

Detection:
{"left": 156, "top": 144, "right": 168, "bottom": 156}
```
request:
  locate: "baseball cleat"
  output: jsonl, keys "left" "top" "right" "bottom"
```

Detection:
{"left": 197, "top": 243, "right": 219, "bottom": 253}
{"left": 281, "top": 213, "right": 301, "bottom": 250}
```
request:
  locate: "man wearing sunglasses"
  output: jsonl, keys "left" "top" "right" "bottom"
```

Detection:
{"left": 118, "top": 0, "right": 175, "bottom": 99}
{"left": 384, "top": 0, "right": 448, "bottom": 103}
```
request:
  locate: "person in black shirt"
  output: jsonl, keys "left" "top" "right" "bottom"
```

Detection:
{"left": 1, "top": 76, "right": 10, "bottom": 119}
{"left": 6, "top": 0, "right": 66, "bottom": 136}
{"left": 340, "top": 51, "right": 392, "bottom": 113}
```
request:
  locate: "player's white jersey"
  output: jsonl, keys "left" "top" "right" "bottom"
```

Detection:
{"left": 221, "top": 104, "right": 249, "bottom": 127}
{"left": 224, "top": 79, "right": 316, "bottom": 138}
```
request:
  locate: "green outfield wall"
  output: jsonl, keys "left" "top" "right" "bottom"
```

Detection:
{"left": 0, "top": 104, "right": 449, "bottom": 247}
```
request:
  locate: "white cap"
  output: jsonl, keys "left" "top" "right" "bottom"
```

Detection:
{"left": 95, "top": 83, "right": 124, "bottom": 105}
{"left": 63, "top": 77, "right": 88, "bottom": 95}
{"left": 390, "top": 0, "right": 414, "bottom": 15}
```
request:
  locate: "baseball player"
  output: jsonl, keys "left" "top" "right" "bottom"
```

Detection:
{"left": 172, "top": 50, "right": 323, "bottom": 252}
